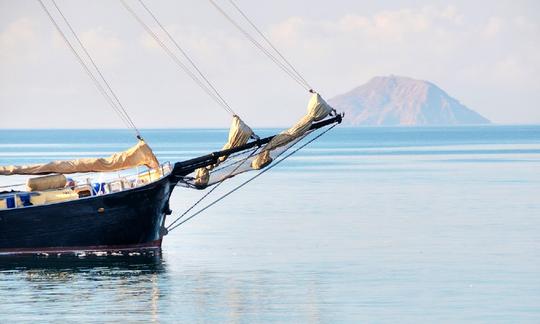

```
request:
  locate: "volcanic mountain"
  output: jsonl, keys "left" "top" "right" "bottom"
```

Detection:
{"left": 328, "top": 76, "right": 490, "bottom": 126}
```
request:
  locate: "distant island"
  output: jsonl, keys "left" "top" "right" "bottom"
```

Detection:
{"left": 328, "top": 75, "right": 490, "bottom": 126}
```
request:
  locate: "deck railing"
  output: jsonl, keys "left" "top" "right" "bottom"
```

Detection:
{"left": 0, "top": 162, "right": 172, "bottom": 210}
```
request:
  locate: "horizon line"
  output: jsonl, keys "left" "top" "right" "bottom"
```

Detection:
{"left": 2, "top": 123, "right": 540, "bottom": 130}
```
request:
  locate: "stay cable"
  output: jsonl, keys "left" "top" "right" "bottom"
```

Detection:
{"left": 208, "top": 0, "right": 313, "bottom": 93}
{"left": 38, "top": 0, "right": 141, "bottom": 138}
{"left": 121, "top": 0, "right": 236, "bottom": 117}
{"left": 167, "top": 123, "right": 337, "bottom": 233}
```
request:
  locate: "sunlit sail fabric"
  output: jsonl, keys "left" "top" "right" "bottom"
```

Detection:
{"left": 0, "top": 140, "right": 160, "bottom": 175}
{"left": 179, "top": 93, "right": 335, "bottom": 189}
{"left": 252, "top": 93, "right": 334, "bottom": 169}
{"left": 194, "top": 116, "right": 254, "bottom": 187}
{"left": 217, "top": 115, "right": 255, "bottom": 161}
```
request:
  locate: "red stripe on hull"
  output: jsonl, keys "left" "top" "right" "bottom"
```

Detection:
{"left": 0, "top": 239, "right": 162, "bottom": 256}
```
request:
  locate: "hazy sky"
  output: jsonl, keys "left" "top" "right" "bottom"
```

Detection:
{"left": 1, "top": 0, "right": 539, "bottom": 128}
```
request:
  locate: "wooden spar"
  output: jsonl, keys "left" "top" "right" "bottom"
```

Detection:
{"left": 172, "top": 114, "right": 343, "bottom": 177}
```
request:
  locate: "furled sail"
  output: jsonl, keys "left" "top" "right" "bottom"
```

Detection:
{"left": 0, "top": 140, "right": 159, "bottom": 175}
{"left": 194, "top": 115, "right": 254, "bottom": 187}
{"left": 252, "top": 93, "right": 334, "bottom": 169}
{"left": 179, "top": 93, "right": 336, "bottom": 189}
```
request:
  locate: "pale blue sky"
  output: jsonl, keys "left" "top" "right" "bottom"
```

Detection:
{"left": 1, "top": 0, "right": 539, "bottom": 128}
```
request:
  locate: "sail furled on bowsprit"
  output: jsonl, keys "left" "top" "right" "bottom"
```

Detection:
{"left": 179, "top": 93, "right": 335, "bottom": 189}
{"left": 194, "top": 115, "right": 254, "bottom": 187}
{"left": 0, "top": 140, "right": 160, "bottom": 176}
{"left": 252, "top": 93, "right": 334, "bottom": 169}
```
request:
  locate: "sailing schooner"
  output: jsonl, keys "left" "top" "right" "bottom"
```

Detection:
{"left": 0, "top": 0, "right": 342, "bottom": 255}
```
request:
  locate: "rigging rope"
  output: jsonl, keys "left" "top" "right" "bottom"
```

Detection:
{"left": 137, "top": 0, "right": 237, "bottom": 116}
{"left": 167, "top": 123, "right": 337, "bottom": 233}
{"left": 226, "top": 0, "right": 314, "bottom": 91}
{"left": 208, "top": 0, "right": 313, "bottom": 92}
{"left": 50, "top": 0, "right": 141, "bottom": 138}
{"left": 38, "top": 0, "right": 141, "bottom": 138}
{"left": 167, "top": 147, "right": 259, "bottom": 230}
{"left": 120, "top": 0, "right": 236, "bottom": 117}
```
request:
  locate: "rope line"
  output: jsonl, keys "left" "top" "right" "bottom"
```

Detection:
{"left": 167, "top": 123, "right": 337, "bottom": 233}
{"left": 137, "top": 0, "right": 236, "bottom": 116}
{"left": 227, "top": 0, "right": 313, "bottom": 91}
{"left": 38, "top": 0, "right": 140, "bottom": 137}
{"left": 167, "top": 147, "right": 259, "bottom": 230}
{"left": 50, "top": 0, "right": 141, "bottom": 137}
{"left": 208, "top": 0, "right": 312, "bottom": 92}
{"left": 121, "top": 0, "right": 236, "bottom": 116}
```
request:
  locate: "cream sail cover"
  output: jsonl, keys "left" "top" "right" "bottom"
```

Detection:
{"left": 218, "top": 115, "right": 255, "bottom": 161}
{"left": 252, "top": 93, "right": 333, "bottom": 169}
{"left": 194, "top": 115, "right": 254, "bottom": 188}
{"left": 0, "top": 140, "right": 160, "bottom": 175}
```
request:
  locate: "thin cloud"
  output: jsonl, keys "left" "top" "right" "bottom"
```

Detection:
{"left": 0, "top": 18, "right": 38, "bottom": 62}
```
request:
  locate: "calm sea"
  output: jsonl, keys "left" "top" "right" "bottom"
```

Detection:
{"left": 0, "top": 126, "right": 539, "bottom": 323}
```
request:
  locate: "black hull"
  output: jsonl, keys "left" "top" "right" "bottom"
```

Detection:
{"left": 0, "top": 116, "right": 342, "bottom": 255}
{"left": 0, "top": 176, "right": 177, "bottom": 255}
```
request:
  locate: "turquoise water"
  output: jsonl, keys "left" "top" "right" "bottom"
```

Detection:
{"left": 0, "top": 126, "right": 539, "bottom": 322}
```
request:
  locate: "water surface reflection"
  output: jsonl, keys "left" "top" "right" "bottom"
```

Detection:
{"left": 0, "top": 252, "right": 165, "bottom": 272}
{"left": 0, "top": 253, "right": 168, "bottom": 322}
